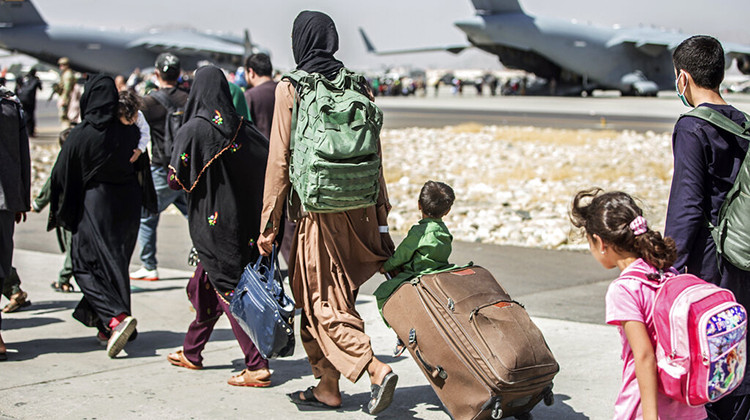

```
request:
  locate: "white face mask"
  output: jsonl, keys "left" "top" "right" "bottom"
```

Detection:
{"left": 675, "top": 71, "right": 692, "bottom": 108}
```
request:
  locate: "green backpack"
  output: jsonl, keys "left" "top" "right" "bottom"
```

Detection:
{"left": 284, "top": 68, "right": 382, "bottom": 213}
{"left": 684, "top": 106, "right": 750, "bottom": 270}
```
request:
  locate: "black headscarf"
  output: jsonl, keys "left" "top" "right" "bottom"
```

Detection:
{"left": 170, "top": 65, "right": 242, "bottom": 191}
{"left": 292, "top": 11, "right": 344, "bottom": 80}
{"left": 48, "top": 75, "right": 129, "bottom": 231}
{"left": 169, "top": 65, "right": 269, "bottom": 295}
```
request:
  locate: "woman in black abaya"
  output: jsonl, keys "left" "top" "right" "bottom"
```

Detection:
{"left": 49, "top": 75, "right": 143, "bottom": 358}
{"left": 166, "top": 65, "right": 271, "bottom": 387}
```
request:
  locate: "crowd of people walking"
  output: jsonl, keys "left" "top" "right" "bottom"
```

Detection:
{"left": 1, "top": 9, "right": 750, "bottom": 419}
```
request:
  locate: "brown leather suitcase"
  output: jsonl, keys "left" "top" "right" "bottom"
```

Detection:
{"left": 382, "top": 266, "right": 559, "bottom": 420}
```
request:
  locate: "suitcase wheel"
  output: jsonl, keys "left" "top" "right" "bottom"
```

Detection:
{"left": 543, "top": 391, "right": 554, "bottom": 406}
{"left": 491, "top": 402, "right": 503, "bottom": 420}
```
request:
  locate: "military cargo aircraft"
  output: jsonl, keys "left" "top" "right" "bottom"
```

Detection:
{"left": 0, "top": 0, "right": 262, "bottom": 75}
{"left": 361, "top": 0, "right": 750, "bottom": 96}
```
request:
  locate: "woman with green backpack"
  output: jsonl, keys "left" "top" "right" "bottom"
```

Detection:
{"left": 257, "top": 10, "right": 398, "bottom": 415}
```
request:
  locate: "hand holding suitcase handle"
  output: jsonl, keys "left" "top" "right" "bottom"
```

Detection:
{"left": 409, "top": 328, "right": 448, "bottom": 380}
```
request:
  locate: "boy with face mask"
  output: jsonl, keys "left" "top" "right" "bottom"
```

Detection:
{"left": 665, "top": 34, "right": 750, "bottom": 419}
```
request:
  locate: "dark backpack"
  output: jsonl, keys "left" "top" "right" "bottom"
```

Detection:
{"left": 683, "top": 106, "right": 750, "bottom": 270}
{"left": 149, "top": 89, "right": 185, "bottom": 164}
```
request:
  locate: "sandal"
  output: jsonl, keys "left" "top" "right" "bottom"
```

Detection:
{"left": 368, "top": 372, "right": 398, "bottom": 415}
{"left": 167, "top": 349, "right": 203, "bottom": 370}
{"left": 50, "top": 282, "right": 74, "bottom": 293}
{"left": 288, "top": 386, "right": 341, "bottom": 409}
{"left": 2, "top": 291, "right": 30, "bottom": 313}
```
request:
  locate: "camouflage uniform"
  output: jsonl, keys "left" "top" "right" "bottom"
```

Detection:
{"left": 58, "top": 68, "right": 75, "bottom": 126}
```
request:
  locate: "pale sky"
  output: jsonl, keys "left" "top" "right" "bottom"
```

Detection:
{"left": 31, "top": 0, "right": 750, "bottom": 72}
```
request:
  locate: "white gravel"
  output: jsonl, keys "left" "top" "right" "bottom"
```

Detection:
{"left": 380, "top": 124, "right": 674, "bottom": 250}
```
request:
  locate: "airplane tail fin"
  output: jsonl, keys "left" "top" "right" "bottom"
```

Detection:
{"left": 471, "top": 0, "right": 524, "bottom": 15}
{"left": 358, "top": 28, "right": 377, "bottom": 54}
{"left": 243, "top": 29, "right": 253, "bottom": 56}
{"left": 0, "top": 0, "right": 46, "bottom": 26}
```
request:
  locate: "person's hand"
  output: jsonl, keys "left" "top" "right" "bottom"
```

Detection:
{"left": 379, "top": 265, "right": 386, "bottom": 274}
{"left": 381, "top": 232, "right": 395, "bottom": 254}
{"left": 129, "top": 148, "right": 142, "bottom": 163}
{"left": 14, "top": 212, "right": 26, "bottom": 224}
{"left": 257, "top": 227, "right": 277, "bottom": 256}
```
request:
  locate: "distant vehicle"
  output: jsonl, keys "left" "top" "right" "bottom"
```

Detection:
{"left": 361, "top": 0, "right": 750, "bottom": 96}
{"left": 0, "top": 0, "right": 266, "bottom": 75}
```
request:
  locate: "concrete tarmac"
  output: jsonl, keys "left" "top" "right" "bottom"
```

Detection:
{"left": 3, "top": 91, "right": 719, "bottom": 419}
{"left": 0, "top": 246, "right": 621, "bottom": 420}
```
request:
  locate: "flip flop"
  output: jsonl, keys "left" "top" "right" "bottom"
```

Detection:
{"left": 288, "top": 386, "right": 341, "bottom": 410}
{"left": 368, "top": 372, "right": 398, "bottom": 415}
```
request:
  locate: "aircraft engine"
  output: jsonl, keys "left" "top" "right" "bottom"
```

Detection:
{"left": 737, "top": 55, "right": 750, "bottom": 75}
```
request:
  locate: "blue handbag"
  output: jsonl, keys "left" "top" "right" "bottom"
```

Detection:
{"left": 229, "top": 246, "right": 295, "bottom": 359}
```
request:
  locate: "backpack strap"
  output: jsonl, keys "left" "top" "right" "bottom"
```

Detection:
{"left": 682, "top": 106, "right": 750, "bottom": 271}
{"left": 618, "top": 265, "right": 677, "bottom": 290}
{"left": 281, "top": 74, "right": 306, "bottom": 219}
{"left": 682, "top": 106, "right": 750, "bottom": 142}
{"left": 149, "top": 89, "right": 177, "bottom": 112}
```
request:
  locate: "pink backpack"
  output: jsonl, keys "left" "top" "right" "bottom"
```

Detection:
{"left": 622, "top": 265, "right": 747, "bottom": 406}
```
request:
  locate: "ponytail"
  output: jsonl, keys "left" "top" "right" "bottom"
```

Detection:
{"left": 632, "top": 230, "right": 677, "bottom": 271}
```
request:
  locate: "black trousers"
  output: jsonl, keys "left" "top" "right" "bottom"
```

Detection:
{"left": 708, "top": 394, "right": 750, "bottom": 420}
{"left": 0, "top": 210, "right": 15, "bottom": 330}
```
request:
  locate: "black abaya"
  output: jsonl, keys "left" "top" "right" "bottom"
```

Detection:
{"left": 49, "top": 75, "right": 142, "bottom": 331}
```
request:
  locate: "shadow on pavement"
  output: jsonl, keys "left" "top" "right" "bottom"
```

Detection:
{"left": 7, "top": 335, "right": 111, "bottom": 361}
{"left": 241, "top": 356, "right": 311, "bottom": 387}
{"left": 124, "top": 328, "right": 243, "bottom": 359}
{"left": 1, "top": 316, "right": 63, "bottom": 330}
{"left": 7, "top": 299, "right": 78, "bottom": 316}
{"left": 531, "top": 393, "right": 589, "bottom": 420}
{"left": 130, "top": 285, "right": 186, "bottom": 294}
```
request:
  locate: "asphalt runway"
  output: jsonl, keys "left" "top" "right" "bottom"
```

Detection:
{"left": 380, "top": 105, "right": 676, "bottom": 132}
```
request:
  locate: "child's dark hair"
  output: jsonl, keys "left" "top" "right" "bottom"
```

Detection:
{"left": 673, "top": 35, "right": 725, "bottom": 90}
{"left": 117, "top": 89, "right": 142, "bottom": 121}
{"left": 419, "top": 181, "right": 455, "bottom": 218}
{"left": 570, "top": 188, "right": 676, "bottom": 270}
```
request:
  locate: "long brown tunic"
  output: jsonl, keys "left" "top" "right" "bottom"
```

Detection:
{"left": 260, "top": 81, "right": 393, "bottom": 382}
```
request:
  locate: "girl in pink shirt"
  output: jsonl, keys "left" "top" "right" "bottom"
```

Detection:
{"left": 570, "top": 188, "right": 706, "bottom": 420}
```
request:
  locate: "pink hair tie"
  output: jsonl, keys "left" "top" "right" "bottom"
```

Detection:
{"left": 629, "top": 216, "right": 648, "bottom": 236}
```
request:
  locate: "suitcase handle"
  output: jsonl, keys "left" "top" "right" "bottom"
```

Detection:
{"left": 409, "top": 328, "right": 448, "bottom": 380}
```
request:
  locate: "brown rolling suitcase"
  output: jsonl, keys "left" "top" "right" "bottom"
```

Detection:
{"left": 382, "top": 266, "right": 559, "bottom": 420}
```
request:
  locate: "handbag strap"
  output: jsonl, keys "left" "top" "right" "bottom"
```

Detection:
{"left": 252, "top": 244, "right": 282, "bottom": 286}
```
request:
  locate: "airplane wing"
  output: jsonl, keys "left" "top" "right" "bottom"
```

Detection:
{"left": 605, "top": 34, "right": 677, "bottom": 57}
{"left": 608, "top": 31, "right": 750, "bottom": 59}
{"left": 127, "top": 30, "right": 244, "bottom": 56}
{"left": 723, "top": 41, "right": 750, "bottom": 57}
{"left": 359, "top": 28, "right": 470, "bottom": 56}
